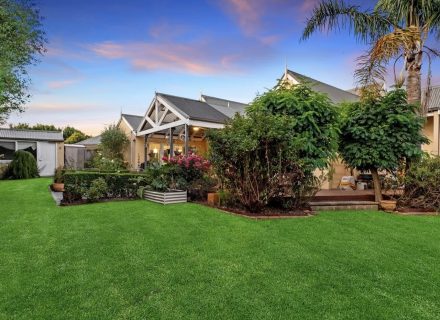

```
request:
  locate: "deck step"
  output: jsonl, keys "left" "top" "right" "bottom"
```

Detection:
{"left": 310, "top": 201, "right": 379, "bottom": 211}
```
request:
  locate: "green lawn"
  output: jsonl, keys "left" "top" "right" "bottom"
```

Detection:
{"left": 1, "top": 179, "right": 440, "bottom": 319}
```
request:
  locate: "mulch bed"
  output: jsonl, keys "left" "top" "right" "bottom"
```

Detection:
{"left": 60, "top": 197, "right": 137, "bottom": 206}
{"left": 394, "top": 207, "right": 438, "bottom": 216}
{"left": 197, "top": 201, "right": 314, "bottom": 219}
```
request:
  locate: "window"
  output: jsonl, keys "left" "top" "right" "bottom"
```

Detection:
{"left": 17, "top": 141, "right": 37, "bottom": 159}
{"left": 0, "top": 141, "right": 15, "bottom": 160}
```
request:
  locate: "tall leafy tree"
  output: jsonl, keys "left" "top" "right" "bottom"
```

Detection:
{"left": 0, "top": 0, "right": 46, "bottom": 124}
{"left": 339, "top": 89, "right": 427, "bottom": 202}
{"left": 302, "top": 0, "right": 440, "bottom": 113}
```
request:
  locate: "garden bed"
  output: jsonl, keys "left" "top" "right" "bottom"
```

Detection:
{"left": 144, "top": 190, "right": 187, "bottom": 205}
{"left": 395, "top": 207, "right": 438, "bottom": 216}
{"left": 198, "top": 202, "right": 314, "bottom": 219}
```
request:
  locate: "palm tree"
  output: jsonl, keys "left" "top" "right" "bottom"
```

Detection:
{"left": 302, "top": 0, "right": 440, "bottom": 113}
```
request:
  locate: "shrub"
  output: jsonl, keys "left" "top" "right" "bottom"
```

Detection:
{"left": 91, "top": 152, "right": 127, "bottom": 172}
{"left": 6, "top": 150, "right": 39, "bottom": 179}
{"left": 84, "top": 178, "right": 108, "bottom": 202}
{"left": 163, "top": 153, "right": 211, "bottom": 183}
{"left": 208, "top": 84, "right": 338, "bottom": 212}
{"left": 400, "top": 156, "right": 440, "bottom": 211}
{"left": 63, "top": 171, "right": 150, "bottom": 202}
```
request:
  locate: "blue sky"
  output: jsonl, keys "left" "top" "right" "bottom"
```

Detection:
{"left": 7, "top": 0, "right": 440, "bottom": 134}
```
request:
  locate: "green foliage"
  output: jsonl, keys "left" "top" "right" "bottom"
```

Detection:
{"left": 248, "top": 84, "right": 339, "bottom": 171}
{"left": 84, "top": 178, "right": 108, "bottom": 202}
{"left": 6, "top": 150, "right": 38, "bottom": 179}
{"left": 91, "top": 152, "right": 127, "bottom": 172}
{"left": 339, "top": 89, "right": 427, "bottom": 172}
{"left": 302, "top": 0, "right": 440, "bottom": 91}
{"left": 65, "top": 131, "right": 88, "bottom": 144}
{"left": 63, "top": 171, "right": 149, "bottom": 202}
{"left": 99, "top": 124, "right": 129, "bottom": 160}
{"left": 400, "top": 155, "right": 440, "bottom": 210}
{"left": 9, "top": 123, "right": 60, "bottom": 131}
{"left": 208, "top": 84, "right": 338, "bottom": 212}
{"left": 0, "top": 0, "right": 46, "bottom": 124}
{"left": 53, "top": 167, "right": 64, "bottom": 183}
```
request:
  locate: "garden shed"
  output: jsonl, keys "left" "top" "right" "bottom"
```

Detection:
{"left": 0, "top": 128, "right": 64, "bottom": 176}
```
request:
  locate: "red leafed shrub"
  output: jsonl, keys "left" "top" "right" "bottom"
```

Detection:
{"left": 162, "top": 153, "right": 211, "bottom": 183}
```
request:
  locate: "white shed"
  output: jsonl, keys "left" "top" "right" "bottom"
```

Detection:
{"left": 0, "top": 128, "right": 64, "bottom": 177}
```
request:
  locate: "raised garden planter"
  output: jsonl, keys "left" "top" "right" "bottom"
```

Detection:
{"left": 144, "top": 190, "right": 187, "bottom": 205}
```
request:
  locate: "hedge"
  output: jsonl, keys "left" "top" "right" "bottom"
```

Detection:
{"left": 63, "top": 171, "right": 150, "bottom": 202}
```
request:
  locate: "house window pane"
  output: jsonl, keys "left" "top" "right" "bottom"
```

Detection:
{"left": 0, "top": 141, "right": 15, "bottom": 160}
{"left": 17, "top": 141, "right": 37, "bottom": 159}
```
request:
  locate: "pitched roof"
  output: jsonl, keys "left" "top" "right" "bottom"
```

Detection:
{"left": 76, "top": 135, "right": 101, "bottom": 145}
{"left": 157, "top": 93, "right": 230, "bottom": 123}
{"left": 426, "top": 86, "right": 440, "bottom": 112}
{"left": 0, "top": 128, "right": 64, "bottom": 141}
{"left": 121, "top": 114, "right": 143, "bottom": 131}
{"left": 201, "top": 95, "right": 247, "bottom": 118}
{"left": 286, "top": 70, "right": 359, "bottom": 104}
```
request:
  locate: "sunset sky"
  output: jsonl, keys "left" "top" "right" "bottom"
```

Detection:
{"left": 7, "top": 0, "right": 440, "bottom": 135}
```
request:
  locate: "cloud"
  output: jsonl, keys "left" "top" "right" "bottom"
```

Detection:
{"left": 218, "top": 0, "right": 320, "bottom": 39}
{"left": 47, "top": 79, "right": 79, "bottom": 89}
{"left": 26, "top": 102, "right": 105, "bottom": 114}
{"left": 221, "top": 0, "right": 263, "bottom": 36}
{"left": 89, "top": 38, "right": 274, "bottom": 75}
{"left": 149, "top": 21, "right": 188, "bottom": 39}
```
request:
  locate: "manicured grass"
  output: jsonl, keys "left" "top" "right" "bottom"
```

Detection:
{"left": 1, "top": 179, "right": 440, "bottom": 319}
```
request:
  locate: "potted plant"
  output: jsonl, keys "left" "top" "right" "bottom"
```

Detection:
{"left": 52, "top": 167, "right": 65, "bottom": 192}
{"left": 380, "top": 200, "right": 397, "bottom": 212}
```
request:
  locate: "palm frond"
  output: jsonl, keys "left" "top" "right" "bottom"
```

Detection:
{"left": 354, "top": 27, "right": 421, "bottom": 85}
{"left": 302, "top": 0, "right": 394, "bottom": 43}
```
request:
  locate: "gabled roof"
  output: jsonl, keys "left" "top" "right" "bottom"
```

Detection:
{"left": 426, "top": 86, "right": 440, "bottom": 112}
{"left": 285, "top": 69, "right": 359, "bottom": 104}
{"left": 0, "top": 128, "right": 64, "bottom": 142}
{"left": 121, "top": 114, "right": 143, "bottom": 131}
{"left": 201, "top": 94, "right": 247, "bottom": 118}
{"left": 157, "top": 93, "right": 230, "bottom": 124}
{"left": 76, "top": 135, "right": 101, "bottom": 145}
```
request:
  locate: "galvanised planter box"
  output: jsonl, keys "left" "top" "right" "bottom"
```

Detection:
{"left": 144, "top": 190, "right": 187, "bottom": 205}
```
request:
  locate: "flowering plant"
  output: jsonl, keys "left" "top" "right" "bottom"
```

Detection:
{"left": 162, "top": 153, "right": 211, "bottom": 183}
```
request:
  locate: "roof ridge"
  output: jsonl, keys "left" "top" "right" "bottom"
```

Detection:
{"left": 0, "top": 127, "right": 62, "bottom": 133}
{"left": 121, "top": 113, "right": 143, "bottom": 118}
{"left": 157, "top": 92, "right": 205, "bottom": 104}
{"left": 287, "top": 69, "right": 359, "bottom": 97}
{"left": 201, "top": 94, "right": 248, "bottom": 105}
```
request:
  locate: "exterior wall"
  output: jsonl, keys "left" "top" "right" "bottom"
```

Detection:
{"left": 118, "top": 119, "right": 134, "bottom": 168}
{"left": 316, "top": 159, "right": 356, "bottom": 190}
{"left": 422, "top": 113, "right": 440, "bottom": 156}
{"left": 56, "top": 142, "right": 64, "bottom": 168}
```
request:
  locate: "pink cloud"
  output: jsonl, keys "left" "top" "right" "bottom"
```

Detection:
{"left": 222, "top": 0, "right": 263, "bottom": 36}
{"left": 47, "top": 79, "right": 79, "bottom": 89}
{"left": 300, "top": 0, "right": 320, "bottom": 13}
{"left": 89, "top": 38, "right": 274, "bottom": 75}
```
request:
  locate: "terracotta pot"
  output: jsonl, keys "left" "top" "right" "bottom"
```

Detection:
{"left": 52, "top": 183, "right": 65, "bottom": 192}
{"left": 207, "top": 192, "right": 220, "bottom": 206}
{"left": 380, "top": 200, "right": 397, "bottom": 212}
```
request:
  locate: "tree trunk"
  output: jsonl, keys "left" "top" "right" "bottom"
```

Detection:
{"left": 405, "top": 51, "right": 423, "bottom": 112}
{"left": 371, "top": 168, "right": 382, "bottom": 203}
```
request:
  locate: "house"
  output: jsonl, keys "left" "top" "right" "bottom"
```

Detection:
{"left": 117, "top": 95, "right": 243, "bottom": 170}
{"left": 422, "top": 86, "right": 440, "bottom": 156}
{"left": 0, "top": 128, "right": 64, "bottom": 176}
{"left": 118, "top": 69, "right": 361, "bottom": 189}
